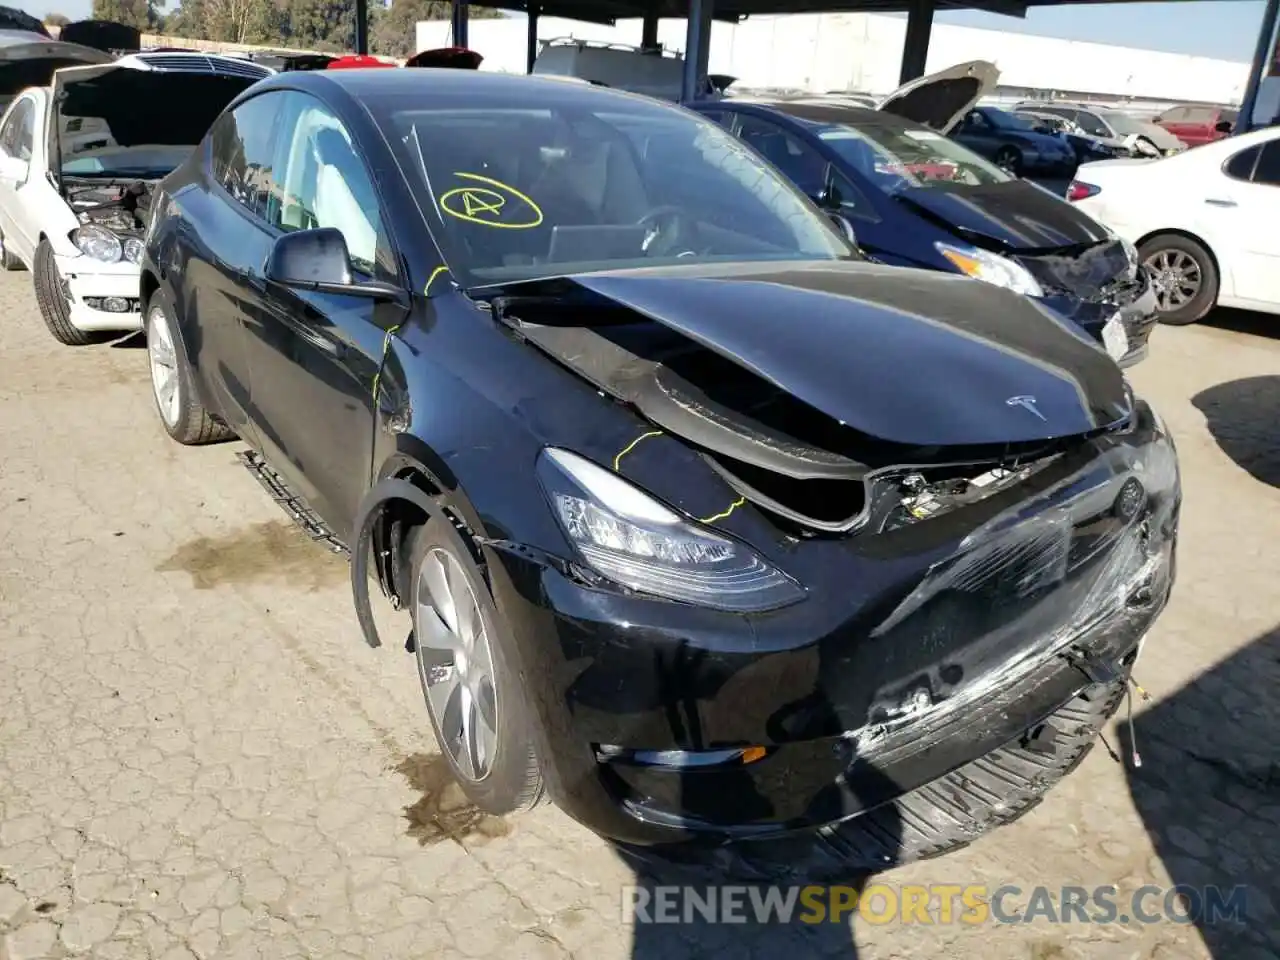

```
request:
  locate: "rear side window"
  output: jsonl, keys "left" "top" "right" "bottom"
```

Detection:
{"left": 0, "top": 98, "right": 34, "bottom": 162}
{"left": 1252, "top": 141, "right": 1280, "bottom": 186}
{"left": 1224, "top": 145, "right": 1261, "bottom": 181}
{"left": 1074, "top": 112, "right": 1109, "bottom": 137}
{"left": 208, "top": 93, "right": 285, "bottom": 221}
{"left": 1158, "top": 106, "right": 1190, "bottom": 122}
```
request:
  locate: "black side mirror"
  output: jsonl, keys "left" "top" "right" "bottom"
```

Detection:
{"left": 1214, "top": 119, "right": 1234, "bottom": 134}
{"left": 265, "top": 228, "right": 408, "bottom": 304}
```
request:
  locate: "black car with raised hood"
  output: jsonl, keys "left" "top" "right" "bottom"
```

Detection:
{"left": 692, "top": 61, "right": 1160, "bottom": 369}
{"left": 142, "top": 69, "right": 1179, "bottom": 876}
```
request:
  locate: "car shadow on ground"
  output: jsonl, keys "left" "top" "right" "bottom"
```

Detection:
{"left": 110, "top": 331, "right": 145, "bottom": 349}
{"left": 1190, "top": 375, "right": 1280, "bottom": 488}
{"left": 1119, "top": 625, "right": 1280, "bottom": 959}
{"left": 1202, "top": 307, "right": 1280, "bottom": 342}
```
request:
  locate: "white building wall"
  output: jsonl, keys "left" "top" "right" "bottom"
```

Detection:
{"left": 417, "top": 12, "right": 1249, "bottom": 104}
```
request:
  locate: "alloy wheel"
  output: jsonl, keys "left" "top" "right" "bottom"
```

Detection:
{"left": 415, "top": 547, "right": 499, "bottom": 781}
{"left": 147, "top": 305, "right": 181, "bottom": 428}
{"left": 1144, "top": 249, "right": 1202, "bottom": 311}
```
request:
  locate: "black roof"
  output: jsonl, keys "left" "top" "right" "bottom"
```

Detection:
{"left": 259, "top": 66, "right": 674, "bottom": 108}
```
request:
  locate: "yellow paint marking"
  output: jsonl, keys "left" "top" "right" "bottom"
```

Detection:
{"left": 424, "top": 265, "right": 450, "bottom": 296}
{"left": 699, "top": 497, "right": 746, "bottom": 524}
{"left": 612, "top": 430, "right": 663, "bottom": 471}
{"left": 438, "top": 171, "right": 543, "bottom": 229}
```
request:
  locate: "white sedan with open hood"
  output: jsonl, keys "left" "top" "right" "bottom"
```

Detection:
{"left": 0, "top": 62, "right": 259, "bottom": 344}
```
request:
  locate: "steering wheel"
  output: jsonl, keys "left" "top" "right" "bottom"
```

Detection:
{"left": 636, "top": 205, "right": 699, "bottom": 258}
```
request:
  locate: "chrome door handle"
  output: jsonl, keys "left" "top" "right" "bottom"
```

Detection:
{"left": 1204, "top": 198, "right": 1237, "bottom": 208}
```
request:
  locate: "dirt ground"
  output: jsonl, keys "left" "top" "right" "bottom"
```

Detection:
{"left": 1, "top": 271, "right": 1277, "bottom": 960}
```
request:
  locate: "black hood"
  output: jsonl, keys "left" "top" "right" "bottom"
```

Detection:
{"left": 898, "top": 179, "right": 1112, "bottom": 252}
{"left": 495, "top": 261, "right": 1130, "bottom": 466}
{"left": 52, "top": 64, "right": 258, "bottom": 164}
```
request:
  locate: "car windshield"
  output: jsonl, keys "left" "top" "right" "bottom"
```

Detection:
{"left": 1097, "top": 111, "right": 1146, "bottom": 136}
{"left": 377, "top": 93, "right": 850, "bottom": 285}
{"left": 815, "top": 116, "right": 1012, "bottom": 193}
{"left": 984, "top": 108, "right": 1039, "bottom": 132}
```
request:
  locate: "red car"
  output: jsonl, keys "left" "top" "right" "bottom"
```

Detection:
{"left": 1153, "top": 104, "right": 1237, "bottom": 147}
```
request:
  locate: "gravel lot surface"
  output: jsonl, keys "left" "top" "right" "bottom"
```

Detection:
{"left": 1, "top": 272, "right": 1277, "bottom": 960}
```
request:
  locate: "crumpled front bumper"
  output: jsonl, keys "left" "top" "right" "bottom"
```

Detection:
{"left": 52, "top": 253, "right": 143, "bottom": 333}
{"left": 486, "top": 402, "right": 1180, "bottom": 846}
{"left": 1042, "top": 267, "right": 1159, "bottom": 368}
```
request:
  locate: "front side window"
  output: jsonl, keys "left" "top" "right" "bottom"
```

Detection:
{"left": 0, "top": 98, "right": 34, "bottom": 162}
{"left": 267, "top": 92, "right": 391, "bottom": 277}
{"left": 209, "top": 93, "right": 284, "bottom": 220}
{"left": 376, "top": 92, "right": 848, "bottom": 286}
{"left": 736, "top": 115, "right": 828, "bottom": 197}
{"left": 1075, "top": 112, "right": 1111, "bottom": 137}
{"left": 983, "top": 109, "right": 1038, "bottom": 132}
{"left": 816, "top": 116, "right": 1012, "bottom": 194}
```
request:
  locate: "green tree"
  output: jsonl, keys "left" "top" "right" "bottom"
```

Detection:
{"left": 90, "top": 0, "right": 161, "bottom": 30}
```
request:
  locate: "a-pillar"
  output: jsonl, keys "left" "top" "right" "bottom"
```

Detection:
{"left": 899, "top": 0, "right": 935, "bottom": 85}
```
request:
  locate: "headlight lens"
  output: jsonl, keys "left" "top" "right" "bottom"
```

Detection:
{"left": 70, "top": 224, "right": 122, "bottom": 263}
{"left": 537, "top": 447, "right": 805, "bottom": 612}
{"left": 122, "top": 237, "right": 144, "bottom": 264}
{"left": 936, "top": 242, "right": 1045, "bottom": 298}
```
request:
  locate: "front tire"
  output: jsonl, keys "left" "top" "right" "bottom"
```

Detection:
{"left": 1139, "top": 233, "right": 1218, "bottom": 326}
{"left": 33, "top": 238, "right": 92, "bottom": 345}
{"left": 408, "top": 521, "right": 544, "bottom": 816}
{"left": 145, "top": 290, "right": 233, "bottom": 445}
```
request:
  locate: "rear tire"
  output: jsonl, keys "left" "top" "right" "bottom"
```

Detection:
{"left": 33, "top": 238, "right": 92, "bottom": 345}
{"left": 0, "top": 233, "right": 23, "bottom": 271}
{"left": 1139, "top": 233, "right": 1218, "bottom": 326}
{"left": 145, "top": 290, "right": 233, "bottom": 445}
{"left": 995, "top": 145, "right": 1022, "bottom": 176}
{"left": 407, "top": 520, "right": 544, "bottom": 816}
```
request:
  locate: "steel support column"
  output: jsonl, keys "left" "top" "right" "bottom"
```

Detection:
{"left": 1240, "top": 0, "right": 1280, "bottom": 131}
{"left": 899, "top": 0, "right": 935, "bottom": 85}
{"left": 681, "top": 0, "right": 714, "bottom": 102}
{"left": 452, "top": 0, "right": 470, "bottom": 49}
{"left": 354, "top": 0, "right": 369, "bottom": 54}
{"left": 641, "top": 13, "right": 660, "bottom": 49}
{"left": 527, "top": 4, "right": 541, "bottom": 72}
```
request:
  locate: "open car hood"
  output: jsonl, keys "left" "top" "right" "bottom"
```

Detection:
{"left": 50, "top": 62, "right": 258, "bottom": 173}
{"left": 0, "top": 35, "right": 112, "bottom": 99}
{"left": 56, "top": 19, "right": 141, "bottom": 53}
{"left": 876, "top": 60, "right": 999, "bottom": 134}
{"left": 493, "top": 261, "right": 1131, "bottom": 481}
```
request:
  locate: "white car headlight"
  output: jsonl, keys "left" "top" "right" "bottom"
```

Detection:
{"left": 537, "top": 447, "right": 804, "bottom": 612}
{"left": 70, "top": 224, "right": 123, "bottom": 263}
{"left": 123, "top": 237, "right": 144, "bottom": 264}
{"left": 935, "top": 242, "right": 1045, "bottom": 298}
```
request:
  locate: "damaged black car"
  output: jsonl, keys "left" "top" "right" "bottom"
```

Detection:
{"left": 142, "top": 70, "right": 1179, "bottom": 873}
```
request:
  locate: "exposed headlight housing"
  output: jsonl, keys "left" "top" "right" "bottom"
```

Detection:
{"left": 122, "top": 237, "right": 144, "bottom": 264}
{"left": 537, "top": 447, "right": 805, "bottom": 612}
{"left": 70, "top": 224, "right": 123, "bottom": 263}
{"left": 936, "top": 242, "right": 1045, "bottom": 298}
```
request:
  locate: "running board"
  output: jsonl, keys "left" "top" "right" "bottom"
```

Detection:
{"left": 237, "top": 450, "right": 349, "bottom": 556}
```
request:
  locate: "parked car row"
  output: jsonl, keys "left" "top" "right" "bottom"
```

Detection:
{"left": 1068, "top": 122, "right": 1280, "bottom": 325}
{"left": 0, "top": 61, "right": 1180, "bottom": 876}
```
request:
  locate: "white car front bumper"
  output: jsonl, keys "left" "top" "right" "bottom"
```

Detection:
{"left": 53, "top": 253, "right": 143, "bottom": 333}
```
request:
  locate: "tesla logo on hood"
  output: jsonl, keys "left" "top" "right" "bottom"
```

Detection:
{"left": 1006, "top": 395, "right": 1047, "bottom": 421}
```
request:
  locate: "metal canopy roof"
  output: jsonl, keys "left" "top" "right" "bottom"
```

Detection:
{"left": 468, "top": 0, "right": 1170, "bottom": 26}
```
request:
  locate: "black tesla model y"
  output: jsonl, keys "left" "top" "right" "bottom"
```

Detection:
{"left": 141, "top": 69, "right": 1179, "bottom": 876}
